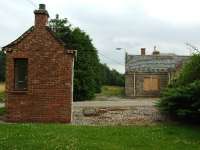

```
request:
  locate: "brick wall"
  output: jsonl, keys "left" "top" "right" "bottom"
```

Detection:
{"left": 5, "top": 24, "right": 74, "bottom": 123}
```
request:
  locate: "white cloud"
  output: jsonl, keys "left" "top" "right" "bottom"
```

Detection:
{"left": 143, "top": 0, "right": 200, "bottom": 25}
{"left": 1, "top": 0, "right": 200, "bottom": 73}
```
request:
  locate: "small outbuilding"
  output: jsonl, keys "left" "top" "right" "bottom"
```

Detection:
{"left": 125, "top": 48, "right": 189, "bottom": 97}
{"left": 2, "top": 4, "right": 76, "bottom": 123}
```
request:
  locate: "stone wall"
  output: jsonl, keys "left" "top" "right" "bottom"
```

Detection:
{"left": 125, "top": 72, "right": 169, "bottom": 97}
{"left": 125, "top": 74, "right": 134, "bottom": 97}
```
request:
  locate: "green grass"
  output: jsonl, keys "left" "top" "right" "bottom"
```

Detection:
{"left": 99, "top": 86, "right": 124, "bottom": 97}
{"left": 0, "top": 107, "right": 6, "bottom": 116}
{"left": 0, "top": 83, "right": 5, "bottom": 102}
{"left": 0, "top": 124, "right": 199, "bottom": 150}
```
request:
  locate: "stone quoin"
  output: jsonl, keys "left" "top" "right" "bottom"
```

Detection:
{"left": 2, "top": 4, "right": 76, "bottom": 123}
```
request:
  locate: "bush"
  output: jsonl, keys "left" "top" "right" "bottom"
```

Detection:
{"left": 49, "top": 17, "right": 101, "bottom": 101}
{"left": 0, "top": 92, "right": 5, "bottom": 102}
{"left": 99, "top": 64, "right": 124, "bottom": 87}
{"left": 0, "top": 107, "right": 6, "bottom": 116}
{"left": 157, "top": 54, "right": 200, "bottom": 123}
{"left": 157, "top": 80, "right": 200, "bottom": 123}
{"left": 0, "top": 51, "right": 6, "bottom": 82}
{"left": 177, "top": 54, "right": 200, "bottom": 85}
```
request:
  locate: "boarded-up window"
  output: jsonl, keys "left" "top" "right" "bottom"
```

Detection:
{"left": 143, "top": 78, "right": 151, "bottom": 91}
{"left": 14, "top": 59, "right": 28, "bottom": 91}
{"left": 143, "top": 76, "right": 159, "bottom": 91}
{"left": 151, "top": 78, "right": 159, "bottom": 91}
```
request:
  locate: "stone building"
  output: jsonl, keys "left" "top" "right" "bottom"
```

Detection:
{"left": 2, "top": 4, "right": 76, "bottom": 123}
{"left": 125, "top": 48, "right": 188, "bottom": 97}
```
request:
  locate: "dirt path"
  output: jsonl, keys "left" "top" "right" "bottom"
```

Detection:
{"left": 72, "top": 97, "right": 164, "bottom": 125}
{"left": 74, "top": 97, "right": 156, "bottom": 107}
{"left": 0, "top": 97, "right": 164, "bottom": 125}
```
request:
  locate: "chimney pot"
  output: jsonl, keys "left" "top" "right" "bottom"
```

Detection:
{"left": 141, "top": 48, "right": 146, "bottom": 56}
{"left": 39, "top": 4, "right": 46, "bottom": 10}
{"left": 152, "top": 46, "right": 160, "bottom": 55}
{"left": 34, "top": 4, "right": 49, "bottom": 28}
{"left": 152, "top": 51, "right": 160, "bottom": 55}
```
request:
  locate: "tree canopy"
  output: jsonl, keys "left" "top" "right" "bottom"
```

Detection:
{"left": 157, "top": 54, "right": 200, "bottom": 123}
{"left": 0, "top": 15, "right": 125, "bottom": 101}
{"left": 49, "top": 16, "right": 102, "bottom": 101}
{"left": 177, "top": 54, "right": 200, "bottom": 85}
{"left": 100, "top": 63, "right": 124, "bottom": 86}
{"left": 0, "top": 50, "right": 5, "bottom": 82}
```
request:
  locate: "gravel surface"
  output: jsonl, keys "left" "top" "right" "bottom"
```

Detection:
{"left": 0, "top": 97, "right": 165, "bottom": 125}
{"left": 73, "top": 98, "right": 157, "bottom": 107}
{"left": 72, "top": 97, "right": 165, "bottom": 125}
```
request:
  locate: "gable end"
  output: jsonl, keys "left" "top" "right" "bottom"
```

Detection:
{"left": 2, "top": 26, "right": 34, "bottom": 52}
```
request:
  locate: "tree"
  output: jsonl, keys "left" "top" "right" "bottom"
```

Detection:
{"left": 49, "top": 15, "right": 102, "bottom": 101}
{"left": 99, "top": 64, "right": 124, "bottom": 86}
{"left": 177, "top": 54, "right": 200, "bottom": 85}
{"left": 157, "top": 54, "right": 200, "bottom": 123}
{"left": 0, "top": 50, "right": 5, "bottom": 82}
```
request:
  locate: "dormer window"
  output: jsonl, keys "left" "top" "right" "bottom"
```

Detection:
{"left": 14, "top": 58, "right": 28, "bottom": 91}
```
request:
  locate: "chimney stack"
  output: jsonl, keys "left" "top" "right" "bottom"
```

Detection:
{"left": 34, "top": 4, "right": 49, "bottom": 28}
{"left": 141, "top": 48, "right": 146, "bottom": 56}
{"left": 152, "top": 46, "right": 160, "bottom": 55}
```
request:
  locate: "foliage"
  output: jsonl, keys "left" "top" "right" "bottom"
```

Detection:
{"left": 177, "top": 54, "right": 200, "bottom": 86}
{"left": 0, "top": 92, "right": 5, "bottom": 103}
{"left": 99, "top": 86, "right": 124, "bottom": 97}
{"left": 0, "top": 83, "right": 4, "bottom": 92}
{"left": 100, "top": 64, "right": 124, "bottom": 86}
{"left": 0, "top": 83, "right": 5, "bottom": 102}
{"left": 49, "top": 16, "right": 124, "bottom": 101}
{"left": 157, "top": 54, "right": 200, "bottom": 123}
{"left": 49, "top": 16, "right": 101, "bottom": 101}
{"left": 0, "top": 107, "right": 6, "bottom": 116}
{"left": 0, "top": 51, "right": 5, "bottom": 82}
{"left": 0, "top": 124, "right": 200, "bottom": 149}
{"left": 157, "top": 80, "right": 200, "bottom": 122}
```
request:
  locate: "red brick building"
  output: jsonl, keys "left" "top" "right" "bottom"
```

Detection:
{"left": 2, "top": 4, "right": 76, "bottom": 123}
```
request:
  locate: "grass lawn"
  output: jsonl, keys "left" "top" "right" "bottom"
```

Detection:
{"left": 99, "top": 86, "right": 124, "bottom": 97}
{"left": 0, "top": 83, "right": 5, "bottom": 102}
{"left": 0, "top": 124, "right": 199, "bottom": 150}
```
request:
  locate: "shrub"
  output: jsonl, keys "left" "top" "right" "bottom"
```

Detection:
{"left": 0, "top": 92, "right": 5, "bottom": 102}
{"left": 178, "top": 54, "right": 200, "bottom": 85}
{"left": 157, "top": 54, "right": 200, "bottom": 123}
{"left": 157, "top": 80, "right": 200, "bottom": 123}
{"left": 0, "top": 51, "right": 6, "bottom": 82}
{"left": 0, "top": 107, "right": 6, "bottom": 116}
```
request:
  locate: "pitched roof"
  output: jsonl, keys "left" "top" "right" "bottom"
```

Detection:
{"left": 2, "top": 26, "right": 34, "bottom": 51}
{"left": 125, "top": 54, "right": 189, "bottom": 73}
{"left": 2, "top": 26, "right": 76, "bottom": 55}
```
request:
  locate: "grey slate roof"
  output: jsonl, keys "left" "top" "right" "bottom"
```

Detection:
{"left": 125, "top": 54, "right": 189, "bottom": 73}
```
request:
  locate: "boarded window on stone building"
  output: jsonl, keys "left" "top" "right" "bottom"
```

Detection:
{"left": 14, "top": 59, "right": 28, "bottom": 91}
{"left": 143, "top": 76, "right": 159, "bottom": 91}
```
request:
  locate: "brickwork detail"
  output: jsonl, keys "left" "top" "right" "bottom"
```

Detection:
{"left": 4, "top": 5, "right": 74, "bottom": 123}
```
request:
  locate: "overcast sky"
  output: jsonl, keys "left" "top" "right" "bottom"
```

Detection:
{"left": 1, "top": 0, "right": 200, "bottom": 73}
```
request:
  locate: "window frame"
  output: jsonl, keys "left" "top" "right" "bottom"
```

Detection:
{"left": 14, "top": 58, "right": 28, "bottom": 91}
